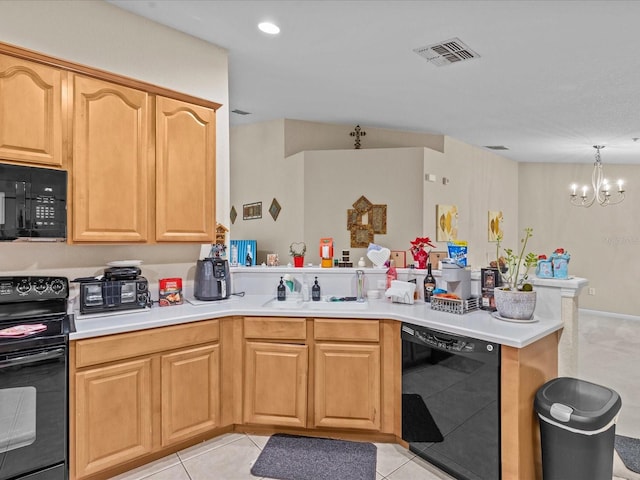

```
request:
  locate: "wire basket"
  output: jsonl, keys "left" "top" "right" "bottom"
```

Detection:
{"left": 431, "top": 296, "right": 480, "bottom": 315}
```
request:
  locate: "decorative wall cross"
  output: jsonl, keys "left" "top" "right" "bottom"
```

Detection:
{"left": 350, "top": 124, "right": 367, "bottom": 149}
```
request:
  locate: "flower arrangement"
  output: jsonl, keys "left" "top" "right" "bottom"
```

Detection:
{"left": 494, "top": 227, "right": 538, "bottom": 291}
{"left": 289, "top": 242, "right": 306, "bottom": 258}
{"left": 410, "top": 236, "right": 436, "bottom": 269}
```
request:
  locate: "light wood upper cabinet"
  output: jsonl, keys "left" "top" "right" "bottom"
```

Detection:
{"left": 155, "top": 96, "right": 215, "bottom": 242}
{"left": 0, "top": 53, "right": 64, "bottom": 166}
{"left": 72, "top": 74, "right": 150, "bottom": 242}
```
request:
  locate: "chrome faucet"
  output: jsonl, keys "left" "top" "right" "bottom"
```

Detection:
{"left": 356, "top": 270, "right": 365, "bottom": 302}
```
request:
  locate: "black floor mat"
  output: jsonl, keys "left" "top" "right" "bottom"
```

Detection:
{"left": 402, "top": 393, "right": 444, "bottom": 443}
{"left": 615, "top": 434, "right": 640, "bottom": 474}
{"left": 250, "top": 434, "right": 377, "bottom": 480}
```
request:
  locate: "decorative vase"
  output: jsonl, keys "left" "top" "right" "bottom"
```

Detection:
{"left": 494, "top": 287, "right": 536, "bottom": 320}
{"left": 293, "top": 256, "right": 304, "bottom": 267}
{"left": 412, "top": 248, "right": 428, "bottom": 269}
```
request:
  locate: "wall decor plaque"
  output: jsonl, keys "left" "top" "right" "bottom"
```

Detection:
{"left": 350, "top": 224, "right": 374, "bottom": 248}
{"left": 243, "top": 202, "right": 262, "bottom": 220}
{"left": 269, "top": 198, "right": 282, "bottom": 221}
{"left": 371, "top": 204, "right": 387, "bottom": 234}
{"left": 230, "top": 206, "right": 237, "bottom": 224}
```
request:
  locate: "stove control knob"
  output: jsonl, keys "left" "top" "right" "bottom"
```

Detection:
{"left": 51, "top": 279, "right": 66, "bottom": 294}
{"left": 16, "top": 279, "right": 31, "bottom": 294}
{"left": 34, "top": 279, "right": 48, "bottom": 293}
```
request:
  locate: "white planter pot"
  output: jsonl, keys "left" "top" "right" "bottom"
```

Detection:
{"left": 494, "top": 287, "right": 536, "bottom": 320}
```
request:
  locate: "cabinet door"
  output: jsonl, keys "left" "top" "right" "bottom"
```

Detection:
{"left": 244, "top": 341, "right": 308, "bottom": 428}
{"left": 315, "top": 343, "right": 381, "bottom": 430}
{"left": 161, "top": 344, "right": 220, "bottom": 446}
{"left": 0, "top": 54, "right": 63, "bottom": 166}
{"left": 155, "top": 96, "right": 215, "bottom": 242}
{"left": 72, "top": 74, "right": 149, "bottom": 242}
{"left": 75, "top": 358, "right": 153, "bottom": 478}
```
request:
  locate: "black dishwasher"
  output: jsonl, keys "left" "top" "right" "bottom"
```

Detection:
{"left": 401, "top": 323, "right": 501, "bottom": 480}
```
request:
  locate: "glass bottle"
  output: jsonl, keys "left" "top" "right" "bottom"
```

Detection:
{"left": 245, "top": 244, "right": 252, "bottom": 267}
{"left": 312, "top": 277, "right": 321, "bottom": 301}
{"left": 424, "top": 261, "right": 436, "bottom": 303}
{"left": 277, "top": 277, "right": 286, "bottom": 301}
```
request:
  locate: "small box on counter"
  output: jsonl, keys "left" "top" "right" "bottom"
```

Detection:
{"left": 159, "top": 278, "right": 183, "bottom": 306}
{"left": 480, "top": 268, "right": 501, "bottom": 311}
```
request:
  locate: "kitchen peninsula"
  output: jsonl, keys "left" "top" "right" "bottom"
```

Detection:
{"left": 68, "top": 267, "right": 587, "bottom": 480}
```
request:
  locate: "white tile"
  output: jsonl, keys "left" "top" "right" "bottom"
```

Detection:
{"left": 247, "top": 433, "right": 270, "bottom": 450}
{"left": 182, "top": 436, "right": 261, "bottom": 480}
{"left": 386, "top": 455, "right": 455, "bottom": 480}
{"left": 177, "top": 432, "right": 246, "bottom": 461}
{"left": 374, "top": 442, "right": 415, "bottom": 477}
{"left": 108, "top": 454, "right": 181, "bottom": 480}
{"left": 136, "top": 464, "right": 190, "bottom": 480}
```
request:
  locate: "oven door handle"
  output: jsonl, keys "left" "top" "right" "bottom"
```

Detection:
{"left": 0, "top": 347, "right": 65, "bottom": 369}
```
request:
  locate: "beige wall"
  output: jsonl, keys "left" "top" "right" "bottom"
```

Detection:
{"left": 0, "top": 0, "right": 229, "bottom": 273}
{"left": 230, "top": 121, "right": 520, "bottom": 270}
{"left": 519, "top": 162, "right": 640, "bottom": 315}
{"left": 283, "top": 119, "right": 445, "bottom": 157}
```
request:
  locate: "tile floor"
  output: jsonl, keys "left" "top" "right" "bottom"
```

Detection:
{"left": 110, "top": 310, "right": 638, "bottom": 480}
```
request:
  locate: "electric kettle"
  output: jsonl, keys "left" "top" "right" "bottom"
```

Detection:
{"left": 194, "top": 258, "right": 230, "bottom": 300}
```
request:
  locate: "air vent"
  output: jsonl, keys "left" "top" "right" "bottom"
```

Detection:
{"left": 231, "top": 109, "right": 251, "bottom": 115}
{"left": 413, "top": 37, "right": 480, "bottom": 67}
{"left": 484, "top": 145, "right": 510, "bottom": 151}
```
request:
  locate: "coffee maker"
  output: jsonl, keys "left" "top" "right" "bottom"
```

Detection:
{"left": 194, "top": 258, "right": 230, "bottom": 301}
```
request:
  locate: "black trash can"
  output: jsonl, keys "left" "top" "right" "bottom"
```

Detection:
{"left": 534, "top": 377, "right": 622, "bottom": 480}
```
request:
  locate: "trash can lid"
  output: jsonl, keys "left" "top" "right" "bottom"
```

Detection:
{"left": 534, "top": 377, "right": 622, "bottom": 431}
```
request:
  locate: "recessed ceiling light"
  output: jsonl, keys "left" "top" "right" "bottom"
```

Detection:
{"left": 258, "top": 22, "right": 280, "bottom": 35}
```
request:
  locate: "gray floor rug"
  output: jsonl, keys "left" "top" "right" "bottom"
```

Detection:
{"left": 250, "top": 434, "right": 377, "bottom": 480}
{"left": 616, "top": 435, "right": 640, "bottom": 474}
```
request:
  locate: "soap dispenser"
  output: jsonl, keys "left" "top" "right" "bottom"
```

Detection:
{"left": 312, "top": 277, "right": 321, "bottom": 301}
{"left": 277, "top": 277, "right": 286, "bottom": 301}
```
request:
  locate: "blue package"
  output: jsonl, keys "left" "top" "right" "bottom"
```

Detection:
{"left": 447, "top": 241, "right": 468, "bottom": 267}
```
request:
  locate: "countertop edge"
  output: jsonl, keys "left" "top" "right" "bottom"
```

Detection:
{"left": 69, "top": 295, "right": 563, "bottom": 349}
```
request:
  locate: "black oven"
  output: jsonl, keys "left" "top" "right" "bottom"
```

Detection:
{"left": 401, "top": 323, "right": 501, "bottom": 480}
{"left": 0, "top": 277, "right": 70, "bottom": 480}
{"left": 0, "top": 163, "right": 67, "bottom": 242}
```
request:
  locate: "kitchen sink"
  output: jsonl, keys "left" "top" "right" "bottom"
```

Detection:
{"left": 262, "top": 298, "right": 369, "bottom": 310}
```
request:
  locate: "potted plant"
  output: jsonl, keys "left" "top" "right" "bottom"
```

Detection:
{"left": 493, "top": 227, "right": 538, "bottom": 320}
{"left": 289, "top": 242, "right": 306, "bottom": 267}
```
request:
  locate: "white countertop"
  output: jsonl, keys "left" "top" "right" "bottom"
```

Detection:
{"left": 69, "top": 294, "right": 563, "bottom": 348}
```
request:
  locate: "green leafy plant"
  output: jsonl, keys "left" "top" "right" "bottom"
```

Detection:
{"left": 495, "top": 227, "right": 538, "bottom": 291}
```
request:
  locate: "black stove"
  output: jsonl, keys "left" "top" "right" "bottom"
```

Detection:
{"left": 0, "top": 277, "right": 70, "bottom": 354}
{"left": 0, "top": 276, "right": 70, "bottom": 480}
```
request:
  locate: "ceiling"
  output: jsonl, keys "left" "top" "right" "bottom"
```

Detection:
{"left": 107, "top": 0, "right": 640, "bottom": 164}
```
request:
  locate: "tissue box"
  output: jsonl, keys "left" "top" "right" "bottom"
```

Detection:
{"left": 385, "top": 280, "right": 416, "bottom": 305}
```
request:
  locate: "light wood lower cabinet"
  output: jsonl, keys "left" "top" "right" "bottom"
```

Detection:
{"left": 71, "top": 319, "right": 223, "bottom": 480}
{"left": 242, "top": 317, "right": 391, "bottom": 433}
{"left": 244, "top": 341, "right": 308, "bottom": 428}
{"left": 161, "top": 344, "right": 220, "bottom": 446}
{"left": 75, "top": 358, "right": 153, "bottom": 478}
{"left": 314, "top": 342, "right": 381, "bottom": 430}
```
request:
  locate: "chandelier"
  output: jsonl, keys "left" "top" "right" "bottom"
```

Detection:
{"left": 570, "top": 145, "right": 625, "bottom": 207}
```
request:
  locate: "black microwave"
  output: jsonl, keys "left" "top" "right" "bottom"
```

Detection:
{"left": 0, "top": 163, "right": 67, "bottom": 241}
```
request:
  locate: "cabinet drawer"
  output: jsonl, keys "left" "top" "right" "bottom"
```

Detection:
{"left": 75, "top": 319, "right": 220, "bottom": 368}
{"left": 244, "top": 317, "right": 307, "bottom": 340}
{"left": 314, "top": 318, "right": 379, "bottom": 342}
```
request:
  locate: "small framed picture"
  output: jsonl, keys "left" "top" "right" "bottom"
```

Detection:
{"left": 243, "top": 202, "right": 262, "bottom": 220}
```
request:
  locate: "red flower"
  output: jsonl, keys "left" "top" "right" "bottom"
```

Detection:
{"left": 538, "top": 254, "right": 547, "bottom": 260}
{"left": 554, "top": 248, "right": 565, "bottom": 254}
